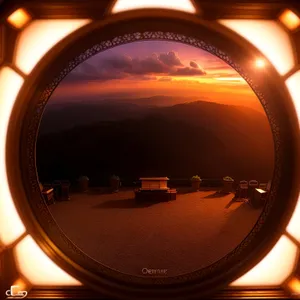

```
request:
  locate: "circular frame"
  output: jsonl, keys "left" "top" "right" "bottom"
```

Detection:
{"left": 5, "top": 10, "right": 300, "bottom": 299}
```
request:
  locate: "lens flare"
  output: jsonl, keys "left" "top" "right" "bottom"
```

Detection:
{"left": 255, "top": 58, "right": 266, "bottom": 68}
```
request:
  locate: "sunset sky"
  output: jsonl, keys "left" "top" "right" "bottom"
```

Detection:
{"left": 50, "top": 41, "right": 263, "bottom": 111}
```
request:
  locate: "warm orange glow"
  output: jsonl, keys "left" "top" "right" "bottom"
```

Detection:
{"left": 14, "top": 235, "right": 82, "bottom": 286}
{"left": 286, "top": 194, "right": 300, "bottom": 242}
{"left": 279, "top": 9, "right": 300, "bottom": 31}
{"left": 214, "top": 77, "right": 246, "bottom": 82}
{"left": 14, "top": 19, "right": 91, "bottom": 75}
{"left": 53, "top": 77, "right": 261, "bottom": 111}
{"left": 12, "top": 278, "right": 28, "bottom": 291}
{"left": 286, "top": 71, "right": 300, "bottom": 129}
{"left": 218, "top": 20, "right": 295, "bottom": 76}
{"left": 287, "top": 277, "right": 300, "bottom": 296}
{"left": 0, "top": 67, "right": 26, "bottom": 245}
{"left": 111, "top": 0, "right": 196, "bottom": 14}
{"left": 230, "top": 235, "right": 298, "bottom": 286}
{"left": 285, "top": 70, "right": 300, "bottom": 242}
{"left": 7, "top": 8, "right": 31, "bottom": 29}
{"left": 255, "top": 58, "right": 266, "bottom": 68}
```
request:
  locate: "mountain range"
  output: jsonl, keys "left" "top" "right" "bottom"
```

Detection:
{"left": 37, "top": 97, "right": 274, "bottom": 185}
{"left": 40, "top": 96, "right": 264, "bottom": 134}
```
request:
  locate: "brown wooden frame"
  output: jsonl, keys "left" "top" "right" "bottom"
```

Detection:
{"left": 1, "top": 0, "right": 300, "bottom": 299}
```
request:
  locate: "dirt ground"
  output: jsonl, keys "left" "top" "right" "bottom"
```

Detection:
{"left": 49, "top": 188, "right": 262, "bottom": 277}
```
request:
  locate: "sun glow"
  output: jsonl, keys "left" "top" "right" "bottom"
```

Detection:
{"left": 219, "top": 20, "right": 295, "bottom": 76}
{"left": 14, "top": 235, "right": 81, "bottom": 285}
{"left": 230, "top": 235, "right": 298, "bottom": 286}
{"left": 286, "top": 193, "right": 300, "bottom": 242}
{"left": 111, "top": 0, "right": 196, "bottom": 14}
{"left": 286, "top": 71, "right": 300, "bottom": 129}
{"left": 14, "top": 19, "right": 91, "bottom": 74}
{"left": 0, "top": 67, "right": 26, "bottom": 245}
{"left": 287, "top": 277, "right": 300, "bottom": 295}
{"left": 214, "top": 77, "right": 246, "bottom": 82}
{"left": 255, "top": 58, "right": 266, "bottom": 68}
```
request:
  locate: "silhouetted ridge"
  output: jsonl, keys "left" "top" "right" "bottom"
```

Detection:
{"left": 37, "top": 98, "right": 274, "bottom": 185}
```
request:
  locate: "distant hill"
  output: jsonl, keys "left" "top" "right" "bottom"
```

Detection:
{"left": 40, "top": 96, "right": 199, "bottom": 134}
{"left": 109, "top": 95, "right": 197, "bottom": 107}
{"left": 40, "top": 101, "right": 148, "bottom": 134}
{"left": 37, "top": 99, "right": 274, "bottom": 184}
{"left": 39, "top": 96, "right": 264, "bottom": 134}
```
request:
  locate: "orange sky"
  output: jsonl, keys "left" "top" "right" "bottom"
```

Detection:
{"left": 50, "top": 41, "right": 264, "bottom": 112}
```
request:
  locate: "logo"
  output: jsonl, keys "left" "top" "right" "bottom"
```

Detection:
{"left": 141, "top": 268, "right": 168, "bottom": 275}
{"left": 5, "top": 286, "right": 27, "bottom": 299}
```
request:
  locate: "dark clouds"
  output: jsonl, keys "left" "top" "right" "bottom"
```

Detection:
{"left": 130, "top": 54, "right": 171, "bottom": 74}
{"left": 159, "top": 52, "right": 183, "bottom": 67}
{"left": 64, "top": 72, "right": 100, "bottom": 82}
{"left": 64, "top": 51, "right": 206, "bottom": 83}
{"left": 190, "top": 61, "right": 199, "bottom": 68}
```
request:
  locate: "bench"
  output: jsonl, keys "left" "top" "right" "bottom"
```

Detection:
{"left": 39, "top": 183, "right": 55, "bottom": 205}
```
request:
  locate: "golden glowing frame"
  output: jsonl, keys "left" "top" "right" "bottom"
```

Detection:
{"left": 0, "top": 0, "right": 300, "bottom": 299}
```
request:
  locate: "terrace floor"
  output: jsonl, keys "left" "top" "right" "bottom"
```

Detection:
{"left": 49, "top": 188, "right": 263, "bottom": 277}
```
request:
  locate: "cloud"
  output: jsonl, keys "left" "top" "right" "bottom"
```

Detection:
{"left": 171, "top": 67, "right": 206, "bottom": 76}
{"left": 190, "top": 61, "right": 199, "bottom": 68}
{"left": 105, "top": 55, "right": 132, "bottom": 69}
{"left": 129, "top": 54, "right": 171, "bottom": 74}
{"left": 96, "top": 52, "right": 180, "bottom": 76}
{"left": 63, "top": 51, "right": 207, "bottom": 83}
{"left": 64, "top": 65, "right": 127, "bottom": 82}
{"left": 158, "top": 51, "right": 183, "bottom": 67}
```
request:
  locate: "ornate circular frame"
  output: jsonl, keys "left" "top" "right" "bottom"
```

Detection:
{"left": 6, "top": 12, "right": 300, "bottom": 299}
